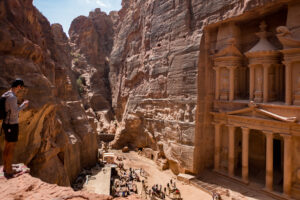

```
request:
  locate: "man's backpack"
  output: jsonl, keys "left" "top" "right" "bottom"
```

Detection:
{"left": 0, "top": 96, "right": 6, "bottom": 120}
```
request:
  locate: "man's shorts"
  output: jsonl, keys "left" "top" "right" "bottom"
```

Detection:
{"left": 2, "top": 123, "right": 19, "bottom": 142}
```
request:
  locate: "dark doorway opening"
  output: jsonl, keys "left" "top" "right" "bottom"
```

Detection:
{"left": 249, "top": 130, "right": 266, "bottom": 186}
{"left": 273, "top": 138, "right": 283, "bottom": 192}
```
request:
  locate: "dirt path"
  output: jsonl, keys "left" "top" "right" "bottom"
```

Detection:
{"left": 113, "top": 150, "right": 212, "bottom": 200}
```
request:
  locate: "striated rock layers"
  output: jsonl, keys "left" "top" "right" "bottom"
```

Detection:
{"left": 69, "top": 9, "right": 119, "bottom": 134}
{"left": 108, "top": 0, "right": 293, "bottom": 175}
{"left": 0, "top": 0, "right": 98, "bottom": 186}
{"left": 109, "top": 0, "right": 200, "bottom": 174}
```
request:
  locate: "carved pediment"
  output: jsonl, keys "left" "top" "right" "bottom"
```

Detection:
{"left": 220, "top": 101, "right": 297, "bottom": 123}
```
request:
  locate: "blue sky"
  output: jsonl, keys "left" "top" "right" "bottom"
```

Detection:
{"left": 33, "top": 0, "right": 122, "bottom": 36}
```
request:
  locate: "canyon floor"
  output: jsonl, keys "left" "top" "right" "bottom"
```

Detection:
{"left": 84, "top": 150, "right": 279, "bottom": 200}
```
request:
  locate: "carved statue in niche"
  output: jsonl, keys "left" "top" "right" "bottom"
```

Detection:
{"left": 184, "top": 104, "right": 191, "bottom": 122}
{"left": 178, "top": 108, "right": 185, "bottom": 121}
{"left": 294, "top": 73, "right": 300, "bottom": 105}
{"left": 173, "top": 105, "right": 179, "bottom": 120}
{"left": 276, "top": 26, "right": 300, "bottom": 49}
{"left": 220, "top": 68, "right": 229, "bottom": 100}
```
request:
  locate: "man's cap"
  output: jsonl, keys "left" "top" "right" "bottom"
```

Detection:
{"left": 11, "top": 78, "right": 26, "bottom": 88}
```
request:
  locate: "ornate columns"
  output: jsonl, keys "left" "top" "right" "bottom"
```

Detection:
{"left": 228, "top": 125, "right": 236, "bottom": 176}
{"left": 228, "top": 66, "right": 237, "bottom": 101}
{"left": 263, "top": 64, "right": 271, "bottom": 103}
{"left": 249, "top": 65, "right": 255, "bottom": 100}
{"left": 214, "top": 67, "right": 220, "bottom": 100}
{"left": 282, "top": 134, "right": 292, "bottom": 196}
{"left": 284, "top": 62, "right": 292, "bottom": 105}
{"left": 214, "top": 123, "right": 222, "bottom": 171}
{"left": 241, "top": 127, "right": 250, "bottom": 183}
{"left": 264, "top": 131, "right": 274, "bottom": 191}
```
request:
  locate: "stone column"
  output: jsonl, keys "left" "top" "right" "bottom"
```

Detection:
{"left": 263, "top": 64, "right": 271, "bottom": 103}
{"left": 284, "top": 62, "right": 292, "bottom": 105}
{"left": 249, "top": 65, "right": 255, "bottom": 100}
{"left": 228, "top": 66, "right": 237, "bottom": 101}
{"left": 214, "top": 123, "right": 222, "bottom": 171}
{"left": 214, "top": 67, "right": 220, "bottom": 100}
{"left": 282, "top": 134, "right": 292, "bottom": 196}
{"left": 228, "top": 125, "right": 236, "bottom": 176}
{"left": 264, "top": 131, "right": 274, "bottom": 191}
{"left": 241, "top": 127, "right": 250, "bottom": 182}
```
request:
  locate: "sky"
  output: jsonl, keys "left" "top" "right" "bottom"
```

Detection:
{"left": 33, "top": 0, "right": 122, "bottom": 36}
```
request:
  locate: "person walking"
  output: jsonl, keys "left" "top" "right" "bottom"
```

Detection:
{"left": 2, "top": 79, "right": 29, "bottom": 178}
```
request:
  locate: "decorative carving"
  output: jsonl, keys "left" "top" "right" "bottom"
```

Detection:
{"left": 276, "top": 26, "right": 300, "bottom": 49}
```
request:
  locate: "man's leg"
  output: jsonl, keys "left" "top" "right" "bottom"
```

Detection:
{"left": 4, "top": 142, "right": 16, "bottom": 174}
{"left": 3, "top": 141, "right": 10, "bottom": 171}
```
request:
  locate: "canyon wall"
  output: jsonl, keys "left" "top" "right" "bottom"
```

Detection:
{"left": 0, "top": 0, "right": 98, "bottom": 186}
{"left": 69, "top": 8, "right": 119, "bottom": 134}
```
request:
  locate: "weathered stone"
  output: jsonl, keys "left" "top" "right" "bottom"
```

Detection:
{"left": 0, "top": 0, "right": 97, "bottom": 186}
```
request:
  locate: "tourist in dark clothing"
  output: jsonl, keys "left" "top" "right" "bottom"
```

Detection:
{"left": 2, "top": 79, "right": 29, "bottom": 178}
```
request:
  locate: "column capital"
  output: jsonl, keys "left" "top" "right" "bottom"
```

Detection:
{"left": 282, "top": 61, "right": 292, "bottom": 67}
{"left": 280, "top": 134, "right": 292, "bottom": 140}
{"left": 213, "top": 66, "right": 220, "bottom": 71}
{"left": 263, "top": 130, "right": 273, "bottom": 136}
{"left": 241, "top": 127, "right": 250, "bottom": 132}
{"left": 226, "top": 124, "right": 236, "bottom": 129}
{"left": 263, "top": 63, "right": 272, "bottom": 68}
{"left": 226, "top": 66, "right": 238, "bottom": 70}
{"left": 212, "top": 122, "right": 224, "bottom": 126}
{"left": 249, "top": 64, "right": 257, "bottom": 68}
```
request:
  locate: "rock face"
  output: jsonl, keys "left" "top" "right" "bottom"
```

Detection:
{"left": 109, "top": 0, "right": 200, "bottom": 174}
{"left": 0, "top": 0, "right": 98, "bottom": 186}
{"left": 69, "top": 9, "right": 118, "bottom": 134}
{"left": 0, "top": 173, "right": 141, "bottom": 200}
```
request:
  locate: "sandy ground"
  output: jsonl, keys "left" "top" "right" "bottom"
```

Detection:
{"left": 112, "top": 150, "right": 212, "bottom": 200}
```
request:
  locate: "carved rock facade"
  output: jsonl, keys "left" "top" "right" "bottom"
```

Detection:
{"left": 197, "top": 0, "right": 300, "bottom": 199}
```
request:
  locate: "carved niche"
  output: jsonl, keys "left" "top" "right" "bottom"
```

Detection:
{"left": 245, "top": 21, "right": 282, "bottom": 103}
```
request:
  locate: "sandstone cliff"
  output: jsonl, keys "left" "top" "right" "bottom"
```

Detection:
{"left": 0, "top": 0, "right": 98, "bottom": 186}
{"left": 69, "top": 9, "right": 119, "bottom": 135}
{"left": 109, "top": 0, "right": 200, "bottom": 174}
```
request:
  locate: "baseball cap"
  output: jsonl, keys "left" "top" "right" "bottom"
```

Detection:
{"left": 11, "top": 78, "right": 26, "bottom": 88}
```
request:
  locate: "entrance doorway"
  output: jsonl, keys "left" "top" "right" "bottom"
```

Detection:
{"left": 234, "top": 127, "right": 242, "bottom": 178}
{"left": 273, "top": 138, "right": 283, "bottom": 192}
{"left": 249, "top": 130, "right": 266, "bottom": 185}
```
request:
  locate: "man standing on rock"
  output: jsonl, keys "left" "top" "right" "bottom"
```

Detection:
{"left": 2, "top": 79, "right": 29, "bottom": 178}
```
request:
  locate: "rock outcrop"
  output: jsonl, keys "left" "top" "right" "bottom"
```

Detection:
{"left": 0, "top": 173, "right": 141, "bottom": 200}
{"left": 69, "top": 9, "right": 118, "bottom": 135}
{"left": 0, "top": 0, "right": 98, "bottom": 186}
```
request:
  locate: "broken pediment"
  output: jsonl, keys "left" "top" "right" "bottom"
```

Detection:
{"left": 220, "top": 101, "right": 297, "bottom": 123}
{"left": 214, "top": 38, "right": 243, "bottom": 58}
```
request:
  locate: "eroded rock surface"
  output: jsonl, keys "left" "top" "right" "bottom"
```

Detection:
{"left": 69, "top": 8, "right": 118, "bottom": 134}
{"left": 0, "top": 173, "right": 141, "bottom": 200}
{"left": 0, "top": 0, "right": 97, "bottom": 186}
{"left": 109, "top": 0, "right": 200, "bottom": 174}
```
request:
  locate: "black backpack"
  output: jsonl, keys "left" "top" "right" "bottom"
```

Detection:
{"left": 0, "top": 96, "right": 6, "bottom": 120}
